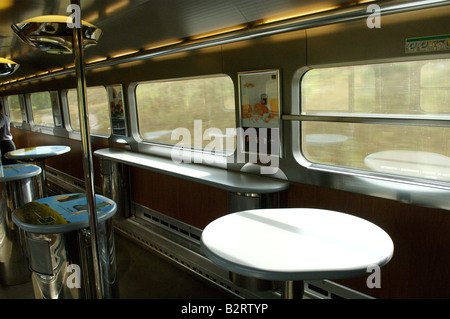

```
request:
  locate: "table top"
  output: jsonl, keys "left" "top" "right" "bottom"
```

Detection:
{"left": 201, "top": 208, "right": 394, "bottom": 281}
{"left": 0, "top": 164, "right": 42, "bottom": 182}
{"left": 13, "top": 193, "right": 116, "bottom": 234}
{"left": 6, "top": 145, "right": 71, "bottom": 160}
{"left": 94, "top": 148, "right": 291, "bottom": 194}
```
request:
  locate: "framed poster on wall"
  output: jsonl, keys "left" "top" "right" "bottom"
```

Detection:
{"left": 238, "top": 69, "right": 281, "bottom": 158}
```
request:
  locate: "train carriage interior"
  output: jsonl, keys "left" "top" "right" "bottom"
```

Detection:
{"left": 0, "top": 0, "right": 449, "bottom": 302}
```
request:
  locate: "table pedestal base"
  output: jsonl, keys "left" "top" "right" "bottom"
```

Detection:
{"left": 281, "top": 280, "right": 304, "bottom": 299}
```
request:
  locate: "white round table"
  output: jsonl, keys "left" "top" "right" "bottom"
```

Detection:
{"left": 201, "top": 208, "right": 394, "bottom": 298}
{"left": 6, "top": 145, "right": 71, "bottom": 197}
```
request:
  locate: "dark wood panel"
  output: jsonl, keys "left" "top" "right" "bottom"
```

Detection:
{"left": 285, "top": 182, "right": 450, "bottom": 299}
{"left": 130, "top": 167, "right": 229, "bottom": 229}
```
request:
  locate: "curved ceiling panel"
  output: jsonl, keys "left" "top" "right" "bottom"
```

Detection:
{"left": 0, "top": 0, "right": 434, "bottom": 84}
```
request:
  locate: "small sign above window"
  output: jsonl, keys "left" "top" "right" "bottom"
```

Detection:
{"left": 406, "top": 34, "right": 450, "bottom": 53}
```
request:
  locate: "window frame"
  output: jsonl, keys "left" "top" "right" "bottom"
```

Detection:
{"left": 289, "top": 59, "right": 450, "bottom": 187}
{"left": 6, "top": 94, "right": 26, "bottom": 124}
{"left": 64, "top": 85, "right": 111, "bottom": 137}
{"left": 28, "top": 91, "right": 56, "bottom": 128}
{"left": 131, "top": 74, "right": 237, "bottom": 157}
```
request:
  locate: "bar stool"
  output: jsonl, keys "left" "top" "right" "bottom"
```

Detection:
{"left": 0, "top": 164, "right": 41, "bottom": 286}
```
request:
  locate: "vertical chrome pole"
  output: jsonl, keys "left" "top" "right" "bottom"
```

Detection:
{"left": 281, "top": 280, "right": 304, "bottom": 299}
{"left": 38, "top": 160, "right": 47, "bottom": 197}
{"left": 71, "top": 0, "right": 103, "bottom": 299}
{"left": 281, "top": 281, "right": 294, "bottom": 299}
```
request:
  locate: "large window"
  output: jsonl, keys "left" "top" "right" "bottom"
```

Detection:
{"left": 6, "top": 95, "right": 23, "bottom": 122}
{"left": 300, "top": 59, "right": 450, "bottom": 182}
{"left": 67, "top": 86, "right": 110, "bottom": 136}
{"left": 30, "top": 92, "right": 54, "bottom": 127}
{"left": 135, "top": 74, "right": 236, "bottom": 153}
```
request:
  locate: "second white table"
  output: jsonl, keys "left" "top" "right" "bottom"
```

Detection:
{"left": 201, "top": 208, "right": 394, "bottom": 298}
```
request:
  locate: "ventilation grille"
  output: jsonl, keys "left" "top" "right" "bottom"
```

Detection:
{"left": 114, "top": 217, "right": 276, "bottom": 299}
{"left": 137, "top": 204, "right": 202, "bottom": 243}
{"left": 305, "top": 281, "right": 373, "bottom": 299}
{"left": 46, "top": 167, "right": 91, "bottom": 195}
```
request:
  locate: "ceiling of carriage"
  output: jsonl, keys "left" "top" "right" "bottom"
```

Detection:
{"left": 0, "top": 0, "right": 388, "bottom": 85}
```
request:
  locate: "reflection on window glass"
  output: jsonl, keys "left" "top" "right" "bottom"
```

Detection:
{"left": 30, "top": 92, "right": 54, "bottom": 127}
{"left": 302, "top": 66, "right": 375, "bottom": 113}
{"left": 421, "top": 60, "right": 450, "bottom": 113}
{"left": 7, "top": 95, "right": 22, "bottom": 122}
{"left": 136, "top": 75, "right": 236, "bottom": 153}
{"left": 67, "top": 86, "right": 110, "bottom": 135}
{"left": 301, "top": 59, "right": 450, "bottom": 182}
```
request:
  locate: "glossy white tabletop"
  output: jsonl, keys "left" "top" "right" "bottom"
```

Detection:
{"left": 6, "top": 145, "right": 71, "bottom": 160}
{"left": 201, "top": 208, "right": 394, "bottom": 281}
{"left": 94, "top": 148, "right": 291, "bottom": 194}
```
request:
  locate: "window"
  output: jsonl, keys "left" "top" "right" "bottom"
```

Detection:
{"left": 302, "top": 65, "right": 376, "bottom": 113}
{"left": 30, "top": 92, "right": 54, "bottom": 127}
{"left": 66, "top": 86, "right": 110, "bottom": 135}
{"left": 300, "top": 59, "right": 450, "bottom": 182}
{"left": 6, "top": 95, "right": 23, "bottom": 122}
{"left": 135, "top": 75, "right": 236, "bottom": 153}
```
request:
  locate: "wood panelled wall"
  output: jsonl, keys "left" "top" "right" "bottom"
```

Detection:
{"left": 130, "top": 167, "right": 229, "bottom": 229}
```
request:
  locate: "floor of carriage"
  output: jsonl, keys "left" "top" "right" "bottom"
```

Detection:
{"left": 0, "top": 231, "right": 235, "bottom": 299}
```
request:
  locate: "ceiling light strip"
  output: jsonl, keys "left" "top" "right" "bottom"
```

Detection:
{"left": 2, "top": 0, "right": 448, "bottom": 87}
